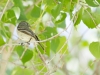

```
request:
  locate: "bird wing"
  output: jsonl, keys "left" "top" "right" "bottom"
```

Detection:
{"left": 19, "top": 28, "right": 44, "bottom": 50}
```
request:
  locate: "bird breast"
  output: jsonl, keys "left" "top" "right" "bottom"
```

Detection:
{"left": 17, "top": 30, "right": 35, "bottom": 42}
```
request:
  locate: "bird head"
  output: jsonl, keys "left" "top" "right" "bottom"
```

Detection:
{"left": 17, "top": 21, "right": 30, "bottom": 29}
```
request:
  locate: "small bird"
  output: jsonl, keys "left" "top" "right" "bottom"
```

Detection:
{"left": 17, "top": 21, "right": 44, "bottom": 50}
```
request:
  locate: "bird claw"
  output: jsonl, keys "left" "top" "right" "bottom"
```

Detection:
{"left": 26, "top": 42, "right": 30, "bottom": 45}
{"left": 20, "top": 43, "right": 24, "bottom": 46}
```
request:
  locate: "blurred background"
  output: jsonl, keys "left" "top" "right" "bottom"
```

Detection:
{"left": 0, "top": 0, "right": 100, "bottom": 75}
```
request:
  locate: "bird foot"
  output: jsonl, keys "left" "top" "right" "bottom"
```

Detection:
{"left": 26, "top": 42, "right": 30, "bottom": 45}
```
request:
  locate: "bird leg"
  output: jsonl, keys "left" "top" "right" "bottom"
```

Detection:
{"left": 21, "top": 43, "right": 24, "bottom": 45}
{"left": 26, "top": 37, "right": 32, "bottom": 45}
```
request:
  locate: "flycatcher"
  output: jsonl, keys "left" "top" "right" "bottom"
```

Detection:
{"left": 17, "top": 21, "right": 44, "bottom": 50}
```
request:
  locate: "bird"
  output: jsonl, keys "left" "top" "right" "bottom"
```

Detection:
{"left": 17, "top": 21, "right": 44, "bottom": 50}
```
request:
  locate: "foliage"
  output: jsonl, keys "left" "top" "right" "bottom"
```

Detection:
{"left": 0, "top": 0, "right": 100, "bottom": 75}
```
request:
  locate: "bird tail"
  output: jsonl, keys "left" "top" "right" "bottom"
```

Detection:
{"left": 38, "top": 42, "right": 44, "bottom": 50}
{"left": 33, "top": 34, "right": 44, "bottom": 50}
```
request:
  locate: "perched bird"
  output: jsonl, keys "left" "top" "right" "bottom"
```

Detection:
{"left": 17, "top": 21, "right": 44, "bottom": 50}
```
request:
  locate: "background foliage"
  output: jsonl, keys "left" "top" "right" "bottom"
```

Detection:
{"left": 0, "top": 0, "right": 100, "bottom": 75}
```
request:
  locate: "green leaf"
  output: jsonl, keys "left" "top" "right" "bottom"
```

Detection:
{"left": 12, "top": 67, "right": 33, "bottom": 75}
{"left": 51, "top": 36, "right": 68, "bottom": 53}
{"left": 64, "top": 0, "right": 71, "bottom": 12}
{"left": 57, "top": 36, "right": 68, "bottom": 54}
{"left": 31, "top": 5, "right": 41, "bottom": 18}
{"left": 45, "top": 41, "right": 50, "bottom": 56}
{"left": 51, "top": 37, "right": 60, "bottom": 52}
{"left": 12, "top": 7, "right": 20, "bottom": 19}
{"left": 59, "top": 0, "right": 71, "bottom": 12}
{"left": 85, "top": 0, "right": 99, "bottom": 7}
{"left": 55, "top": 12, "right": 66, "bottom": 28}
{"left": 55, "top": 12, "right": 67, "bottom": 23}
{"left": 13, "top": 0, "right": 24, "bottom": 11}
{"left": 45, "top": 0, "right": 55, "bottom": 13}
{"left": 43, "top": 27, "right": 57, "bottom": 38}
{"left": 51, "top": 3, "right": 62, "bottom": 18}
{"left": 13, "top": 0, "right": 27, "bottom": 20}
{"left": 2, "top": 9, "right": 17, "bottom": 24}
{"left": 56, "top": 20, "right": 66, "bottom": 28}
{"left": 45, "top": 0, "right": 53, "bottom": 5}
{"left": 74, "top": 8, "right": 83, "bottom": 26}
{"left": 89, "top": 42, "right": 100, "bottom": 59}
{"left": 14, "top": 46, "right": 33, "bottom": 64}
{"left": 0, "top": 36, "right": 5, "bottom": 46}
{"left": 82, "top": 8, "right": 100, "bottom": 28}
